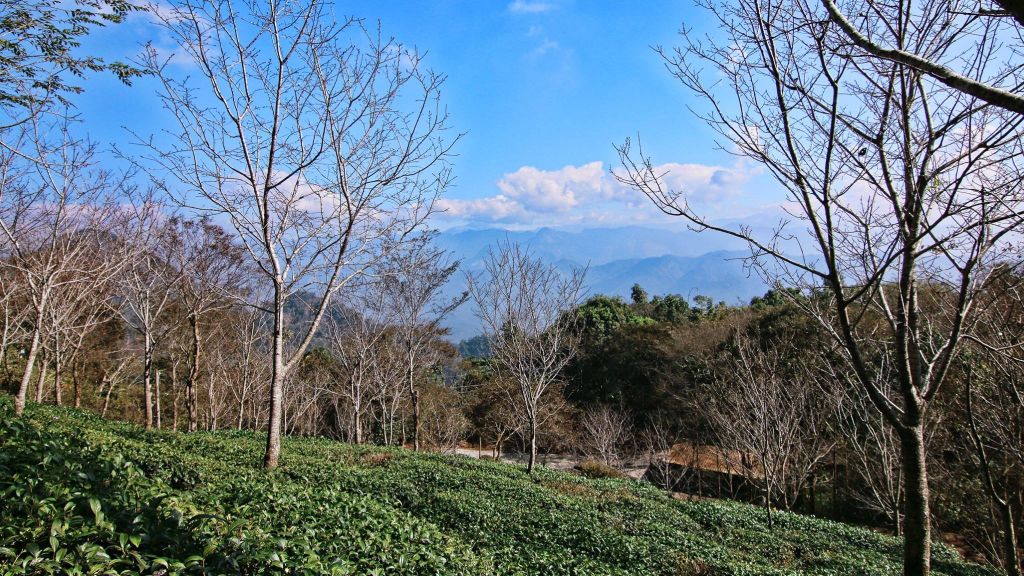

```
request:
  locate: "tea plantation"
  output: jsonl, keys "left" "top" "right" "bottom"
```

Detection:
{"left": 0, "top": 399, "right": 1002, "bottom": 575}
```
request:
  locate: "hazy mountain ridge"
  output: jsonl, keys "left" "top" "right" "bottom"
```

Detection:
{"left": 438, "top": 227, "right": 769, "bottom": 341}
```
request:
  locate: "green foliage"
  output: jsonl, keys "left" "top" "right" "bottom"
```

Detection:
{"left": 0, "top": 0, "right": 146, "bottom": 111}
{"left": 650, "top": 293, "right": 692, "bottom": 323}
{"left": 0, "top": 397, "right": 1001, "bottom": 575}
{"left": 749, "top": 288, "right": 802, "bottom": 310}
{"left": 576, "top": 295, "right": 653, "bottom": 346}
{"left": 630, "top": 284, "right": 648, "bottom": 307}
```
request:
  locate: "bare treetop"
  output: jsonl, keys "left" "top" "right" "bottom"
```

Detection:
{"left": 468, "top": 241, "right": 585, "bottom": 472}
{"left": 142, "top": 0, "right": 458, "bottom": 468}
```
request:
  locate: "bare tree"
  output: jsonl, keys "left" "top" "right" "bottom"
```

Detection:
{"left": 0, "top": 116, "right": 128, "bottom": 416}
{"left": 618, "top": 0, "right": 1024, "bottom": 571}
{"left": 0, "top": 268, "right": 29, "bottom": 384}
{"left": 116, "top": 208, "right": 179, "bottom": 429}
{"left": 705, "top": 334, "right": 836, "bottom": 526}
{"left": 222, "top": 306, "right": 271, "bottom": 431}
{"left": 419, "top": 382, "right": 469, "bottom": 454}
{"left": 144, "top": 0, "right": 456, "bottom": 468}
{"left": 380, "top": 233, "right": 466, "bottom": 451}
{"left": 821, "top": 0, "right": 1024, "bottom": 115}
{"left": 371, "top": 330, "right": 408, "bottom": 447}
{"left": 467, "top": 242, "right": 585, "bottom": 473}
{"left": 962, "top": 273, "right": 1024, "bottom": 576}
{"left": 640, "top": 409, "right": 689, "bottom": 493}
{"left": 469, "top": 374, "right": 521, "bottom": 460}
{"left": 168, "top": 216, "right": 247, "bottom": 431}
{"left": 831, "top": 353, "right": 906, "bottom": 533}
{"left": 41, "top": 263, "right": 115, "bottom": 406}
{"left": 964, "top": 363, "right": 1023, "bottom": 576}
{"left": 327, "top": 303, "right": 387, "bottom": 444}
{"left": 579, "top": 404, "right": 632, "bottom": 466}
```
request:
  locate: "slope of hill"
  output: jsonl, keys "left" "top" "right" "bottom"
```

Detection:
{"left": 0, "top": 399, "right": 997, "bottom": 576}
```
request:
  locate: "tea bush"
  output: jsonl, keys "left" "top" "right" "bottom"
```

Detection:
{"left": 0, "top": 397, "right": 1002, "bottom": 575}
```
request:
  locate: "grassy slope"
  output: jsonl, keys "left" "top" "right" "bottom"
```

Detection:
{"left": 0, "top": 399, "right": 1002, "bottom": 576}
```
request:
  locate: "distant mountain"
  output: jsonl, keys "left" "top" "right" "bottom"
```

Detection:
{"left": 438, "top": 227, "right": 769, "bottom": 342}
{"left": 587, "top": 251, "right": 764, "bottom": 302}
{"left": 435, "top": 225, "right": 751, "bottom": 267}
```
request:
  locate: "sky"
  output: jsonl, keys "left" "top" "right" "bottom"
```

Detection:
{"left": 74, "top": 0, "right": 786, "bottom": 231}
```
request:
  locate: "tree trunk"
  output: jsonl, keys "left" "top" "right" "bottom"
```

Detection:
{"left": 53, "top": 352, "right": 62, "bottom": 406}
{"left": 187, "top": 314, "right": 201, "bottom": 432}
{"left": 142, "top": 331, "right": 154, "bottom": 429}
{"left": 101, "top": 375, "right": 115, "bottom": 417}
{"left": 72, "top": 362, "right": 82, "bottom": 409}
{"left": 207, "top": 372, "right": 216, "bottom": 431}
{"left": 35, "top": 354, "right": 47, "bottom": 403}
{"left": 999, "top": 502, "right": 1021, "bottom": 576}
{"left": 14, "top": 305, "right": 45, "bottom": 416}
{"left": 264, "top": 290, "right": 286, "bottom": 469}
{"left": 171, "top": 361, "right": 179, "bottom": 431}
{"left": 155, "top": 369, "right": 162, "bottom": 429}
{"left": 900, "top": 426, "right": 931, "bottom": 576}
{"left": 353, "top": 408, "right": 362, "bottom": 444}
{"left": 237, "top": 388, "right": 246, "bottom": 430}
{"left": 410, "top": 357, "right": 420, "bottom": 451}
{"left": 527, "top": 417, "right": 538, "bottom": 473}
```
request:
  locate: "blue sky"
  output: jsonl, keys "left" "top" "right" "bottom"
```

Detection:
{"left": 75, "top": 0, "right": 784, "bottom": 230}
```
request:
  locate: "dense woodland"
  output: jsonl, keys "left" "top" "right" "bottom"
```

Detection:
{"left": 1, "top": 0, "right": 1024, "bottom": 575}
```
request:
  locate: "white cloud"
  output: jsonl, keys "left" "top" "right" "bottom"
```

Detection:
{"left": 508, "top": 0, "right": 555, "bottom": 14}
{"left": 438, "top": 160, "right": 759, "bottom": 227}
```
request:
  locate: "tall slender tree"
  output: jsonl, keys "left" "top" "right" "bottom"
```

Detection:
{"left": 380, "top": 233, "right": 466, "bottom": 451}
{"left": 467, "top": 242, "right": 584, "bottom": 473}
{"left": 143, "top": 0, "right": 457, "bottom": 467}
{"left": 618, "top": 0, "right": 1024, "bottom": 572}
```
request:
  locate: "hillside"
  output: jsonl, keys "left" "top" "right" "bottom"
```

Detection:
{"left": 0, "top": 400, "right": 999, "bottom": 576}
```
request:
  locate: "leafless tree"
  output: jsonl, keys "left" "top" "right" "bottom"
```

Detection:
{"left": 143, "top": 0, "right": 457, "bottom": 468}
{"left": 467, "top": 242, "right": 585, "bottom": 473}
{"left": 116, "top": 207, "right": 179, "bottom": 429}
{"left": 964, "top": 363, "right": 1023, "bottom": 576}
{"left": 222, "top": 306, "right": 271, "bottom": 431}
{"left": 0, "top": 268, "right": 29, "bottom": 384}
{"left": 168, "top": 216, "right": 248, "bottom": 431}
{"left": 470, "top": 374, "right": 521, "bottom": 459}
{"left": 99, "top": 352, "right": 136, "bottom": 418}
{"left": 579, "top": 404, "right": 632, "bottom": 466}
{"left": 640, "top": 409, "right": 690, "bottom": 493}
{"left": 0, "top": 116, "right": 129, "bottom": 416}
{"left": 962, "top": 274, "right": 1024, "bottom": 576}
{"left": 618, "top": 0, "right": 1024, "bottom": 571}
{"left": 705, "top": 334, "right": 836, "bottom": 526}
{"left": 419, "top": 382, "right": 469, "bottom": 454}
{"left": 327, "top": 302, "right": 387, "bottom": 444}
{"left": 371, "top": 331, "right": 408, "bottom": 446}
{"left": 41, "top": 266, "right": 116, "bottom": 406}
{"left": 380, "top": 233, "right": 466, "bottom": 451}
{"left": 831, "top": 353, "right": 905, "bottom": 533}
{"left": 821, "top": 0, "right": 1024, "bottom": 115}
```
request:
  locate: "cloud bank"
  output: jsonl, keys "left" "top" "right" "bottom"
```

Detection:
{"left": 438, "top": 160, "right": 759, "bottom": 228}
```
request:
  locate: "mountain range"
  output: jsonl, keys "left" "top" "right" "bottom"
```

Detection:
{"left": 437, "top": 226, "right": 770, "bottom": 341}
